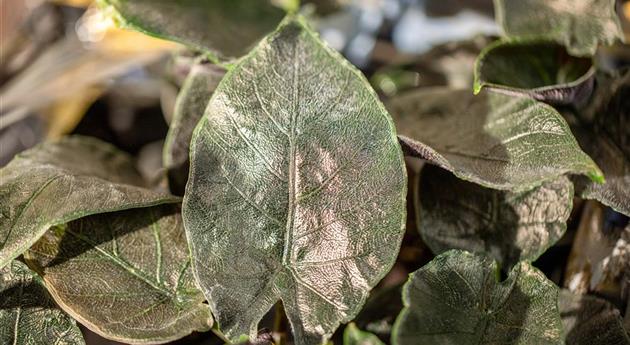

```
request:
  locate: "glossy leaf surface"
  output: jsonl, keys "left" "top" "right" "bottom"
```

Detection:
{"left": 0, "top": 260, "right": 85, "bottom": 345}
{"left": 493, "top": 0, "right": 624, "bottom": 56}
{"left": 25, "top": 205, "right": 212, "bottom": 344}
{"left": 183, "top": 17, "right": 406, "bottom": 345}
{"left": 559, "top": 290, "right": 630, "bottom": 345}
{"left": 387, "top": 87, "right": 602, "bottom": 191}
{"left": 163, "top": 61, "right": 225, "bottom": 195}
{"left": 415, "top": 164, "right": 573, "bottom": 267}
{"left": 474, "top": 40, "right": 595, "bottom": 105}
{"left": 0, "top": 136, "right": 178, "bottom": 269}
{"left": 100, "top": 0, "right": 287, "bottom": 59}
{"left": 392, "top": 250, "right": 563, "bottom": 345}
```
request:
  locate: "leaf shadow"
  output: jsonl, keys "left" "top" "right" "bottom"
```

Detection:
{"left": 417, "top": 164, "right": 523, "bottom": 269}
{"left": 39, "top": 204, "right": 179, "bottom": 269}
{"left": 0, "top": 280, "right": 55, "bottom": 310}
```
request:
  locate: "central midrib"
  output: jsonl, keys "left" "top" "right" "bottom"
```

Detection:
{"left": 281, "top": 37, "right": 301, "bottom": 267}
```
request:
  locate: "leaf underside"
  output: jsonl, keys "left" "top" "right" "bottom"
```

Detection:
{"left": 100, "top": 0, "right": 286, "bottom": 59}
{"left": 386, "top": 87, "right": 602, "bottom": 191}
{"left": 474, "top": 40, "right": 594, "bottom": 105}
{"left": 415, "top": 164, "right": 573, "bottom": 268}
{"left": 163, "top": 61, "right": 226, "bottom": 195}
{"left": 493, "top": 0, "right": 624, "bottom": 56}
{"left": 183, "top": 17, "right": 406, "bottom": 345}
{"left": 25, "top": 205, "right": 212, "bottom": 344}
{"left": 392, "top": 250, "right": 563, "bottom": 345}
{"left": 0, "top": 136, "right": 178, "bottom": 269}
{"left": 0, "top": 261, "right": 85, "bottom": 345}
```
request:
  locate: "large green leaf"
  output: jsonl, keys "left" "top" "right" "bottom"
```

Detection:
{"left": 99, "top": 0, "right": 288, "bottom": 60}
{"left": 559, "top": 290, "right": 630, "bottom": 345}
{"left": 183, "top": 16, "right": 406, "bottom": 345}
{"left": 570, "top": 72, "right": 630, "bottom": 216}
{"left": 25, "top": 204, "right": 212, "bottom": 344}
{"left": 474, "top": 40, "right": 595, "bottom": 105}
{"left": 163, "top": 61, "right": 225, "bottom": 195}
{"left": 0, "top": 136, "right": 178, "bottom": 269}
{"left": 386, "top": 87, "right": 602, "bottom": 191}
{"left": 343, "top": 323, "right": 384, "bottom": 345}
{"left": 391, "top": 250, "right": 563, "bottom": 345}
{"left": 415, "top": 164, "right": 573, "bottom": 267}
{"left": 0, "top": 260, "right": 85, "bottom": 345}
{"left": 493, "top": 0, "right": 624, "bottom": 56}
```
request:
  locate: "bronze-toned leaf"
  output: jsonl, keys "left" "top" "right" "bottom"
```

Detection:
{"left": 415, "top": 164, "right": 573, "bottom": 268}
{"left": 0, "top": 136, "right": 178, "bottom": 269}
{"left": 387, "top": 87, "right": 602, "bottom": 191}
{"left": 25, "top": 205, "right": 212, "bottom": 344}
{"left": 0, "top": 260, "right": 85, "bottom": 345}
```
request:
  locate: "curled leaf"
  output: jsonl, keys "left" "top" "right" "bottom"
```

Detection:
{"left": 183, "top": 16, "right": 406, "bottom": 345}
{"left": 474, "top": 40, "right": 595, "bottom": 105}
{"left": 25, "top": 205, "right": 212, "bottom": 344}
{"left": 415, "top": 164, "right": 573, "bottom": 268}
{"left": 386, "top": 87, "right": 602, "bottom": 191}
{"left": 493, "top": 0, "right": 624, "bottom": 56}
{"left": 0, "top": 260, "right": 85, "bottom": 345}
{"left": 0, "top": 136, "right": 178, "bottom": 269}
{"left": 392, "top": 250, "right": 563, "bottom": 345}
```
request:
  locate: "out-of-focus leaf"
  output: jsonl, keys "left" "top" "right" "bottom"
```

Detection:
{"left": 0, "top": 6, "right": 177, "bottom": 114}
{"left": 0, "top": 260, "right": 85, "bottom": 345}
{"left": 183, "top": 16, "right": 406, "bottom": 345}
{"left": 344, "top": 323, "right": 384, "bottom": 345}
{"left": 391, "top": 250, "right": 563, "bottom": 345}
{"left": 371, "top": 36, "right": 492, "bottom": 96}
{"left": 0, "top": 136, "right": 178, "bottom": 269}
{"left": 25, "top": 204, "right": 212, "bottom": 344}
{"left": 99, "top": 0, "right": 288, "bottom": 60}
{"left": 415, "top": 164, "right": 573, "bottom": 268}
{"left": 474, "top": 40, "right": 595, "bottom": 105}
{"left": 386, "top": 87, "right": 602, "bottom": 191}
{"left": 564, "top": 202, "right": 629, "bottom": 297}
{"left": 493, "top": 0, "right": 624, "bottom": 56}
{"left": 559, "top": 290, "right": 630, "bottom": 345}
{"left": 163, "top": 61, "right": 225, "bottom": 196}
{"left": 44, "top": 87, "right": 103, "bottom": 139}
{"left": 570, "top": 71, "right": 630, "bottom": 216}
{"left": 354, "top": 284, "right": 403, "bottom": 340}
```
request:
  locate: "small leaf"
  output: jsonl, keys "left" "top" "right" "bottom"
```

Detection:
{"left": 344, "top": 323, "right": 384, "bottom": 345}
{"left": 183, "top": 16, "right": 406, "bottom": 345}
{"left": 163, "top": 61, "right": 226, "bottom": 195}
{"left": 559, "top": 290, "right": 630, "bottom": 345}
{"left": 0, "top": 136, "right": 178, "bottom": 269}
{"left": 387, "top": 87, "right": 602, "bottom": 191}
{"left": 415, "top": 164, "right": 573, "bottom": 268}
{"left": 493, "top": 0, "right": 624, "bottom": 56}
{"left": 99, "top": 0, "right": 287, "bottom": 60}
{"left": 391, "top": 250, "right": 563, "bottom": 345}
{"left": 569, "top": 71, "right": 630, "bottom": 216}
{"left": 0, "top": 260, "right": 85, "bottom": 345}
{"left": 474, "top": 40, "right": 595, "bottom": 105}
{"left": 25, "top": 204, "right": 212, "bottom": 344}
